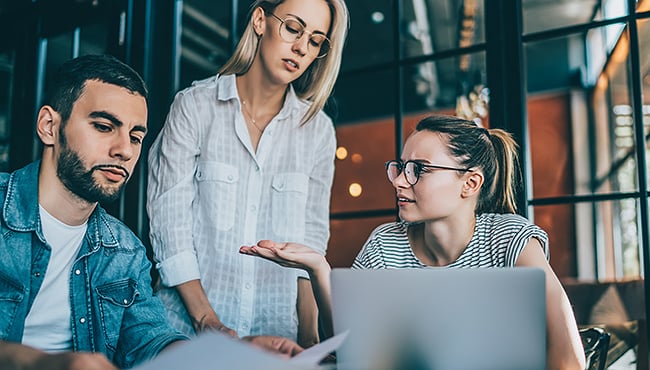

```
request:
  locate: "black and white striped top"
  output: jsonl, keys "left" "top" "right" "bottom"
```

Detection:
{"left": 352, "top": 213, "right": 549, "bottom": 269}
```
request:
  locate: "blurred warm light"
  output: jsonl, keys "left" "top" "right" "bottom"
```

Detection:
{"left": 336, "top": 146, "right": 348, "bottom": 160}
{"left": 371, "top": 11, "right": 384, "bottom": 24}
{"left": 351, "top": 153, "right": 363, "bottom": 163}
{"left": 613, "top": 105, "right": 632, "bottom": 116}
{"left": 348, "top": 183, "right": 362, "bottom": 197}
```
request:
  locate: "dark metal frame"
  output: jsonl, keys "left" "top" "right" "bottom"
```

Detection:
{"left": 3, "top": 0, "right": 650, "bottom": 360}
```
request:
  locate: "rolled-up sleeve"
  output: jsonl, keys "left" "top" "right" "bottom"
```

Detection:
{"left": 147, "top": 90, "right": 202, "bottom": 286}
{"left": 303, "top": 117, "right": 336, "bottom": 256}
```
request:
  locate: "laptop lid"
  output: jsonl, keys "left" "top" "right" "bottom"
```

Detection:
{"left": 331, "top": 267, "right": 546, "bottom": 370}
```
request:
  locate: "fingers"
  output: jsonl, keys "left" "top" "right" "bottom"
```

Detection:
{"left": 257, "top": 239, "right": 280, "bottom": 249}
{"left": 215, "top": 325, "right": 238, "bottom": 338}
{"left": 242, "top": 336, "right": 303, "bottom": 357}
{"left": 278, "top": 338, "right": 304, "bottom": 357}
{"left": 239, "top": 246, "right": 257, "bottom": 255}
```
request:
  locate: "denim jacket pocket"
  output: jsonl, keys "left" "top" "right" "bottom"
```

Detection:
{"left": 96, "top": 279, "right": 140, "bottom": 350}
{"left": 196, "top": 161, "right": 239, "bottom": 231}
{"left": 0, "top": 273, "right": 24, "bottom": 339}
{"left": 271, "top": 173, "right": 309, "bottom": 240}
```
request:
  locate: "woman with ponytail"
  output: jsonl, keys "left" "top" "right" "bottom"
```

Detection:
{"left": 241, "top": 114, "right": 586, "bottom": 369}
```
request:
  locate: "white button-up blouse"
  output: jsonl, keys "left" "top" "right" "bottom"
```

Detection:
{"left": 147, "top": 74, "right": 335, "bottom": 340}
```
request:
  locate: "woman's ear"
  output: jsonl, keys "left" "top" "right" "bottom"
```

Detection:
{"left": 252, "top": 7, "right": 266, "bottom": 37}
{"left": 36, "top": 106, "right": 61, "bottom": 146}
{"left": 461, "top": 171, "right": 484, "bottom": 198}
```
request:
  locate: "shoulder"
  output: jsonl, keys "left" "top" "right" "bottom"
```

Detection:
{"left": 94, "top": 208, "right": 144, "bottom": 251}
{"left": 370, "top": 222, "right": 408, "bottom": 239}
{"left": 362, "top": 222, "right": 409, "bottom": 250}
{"left": 0, "top": 172, "right": 9, "bottom": 191}
{"left": 288, "top": 90, "right": 333, "bottom": 128}
{"left": 477, "top": 213, "right": 547, "bottom": 243}
{"left": 475, "top": 213, "right": 549, "bottom": 263}
{"left": 477, "top": 213, "right": 535, "bottom": 232}
{"left": 171, "top": 75, "right": 219, "bottom": 103}
{"left": 0, "top": 173, "right": 9, "bottom": 210}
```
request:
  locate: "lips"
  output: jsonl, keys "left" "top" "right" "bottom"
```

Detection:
{"left": 96, "top": 165, "right": 129, "bottom": 182}
{"left": 283, "top": 58, "right": 299, "bottom": 71}
{"left": 397, "top": 194, "right": 415, "bottom": 203}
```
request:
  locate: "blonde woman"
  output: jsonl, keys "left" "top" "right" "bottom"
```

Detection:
{"left": 147, "top": 0, "right": 349, "bottom": 348}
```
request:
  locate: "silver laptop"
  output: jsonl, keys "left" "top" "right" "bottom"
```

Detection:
{"left": 331, "top": 267, "right": 546, "bottom": 370}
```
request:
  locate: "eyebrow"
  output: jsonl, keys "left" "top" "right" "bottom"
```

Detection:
{"left": 286, "top": 13, "right": 327, "bottom": 35}
{"left": 89, "top": 111, "right": 148, "bottom": 134}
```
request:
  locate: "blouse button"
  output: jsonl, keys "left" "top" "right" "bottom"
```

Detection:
{"left": 79, "top": 317, "right": 86, "bottom": 324}
{"left": 34, "top": 272, "right": 41, "bottom": 278}
{"left": 227, "top": 175, "right": 234, "bottom": 181}
{"left": 75, "top": 269, "right": 81, "bottom": 275}
{"left": 123, "top": 299, "right": 128, "bottom": 304}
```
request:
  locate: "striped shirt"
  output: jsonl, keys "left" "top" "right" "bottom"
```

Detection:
{"left": 147, "top": 74, "right": 336, "bottom": 340}
{"left": 352, "top": 213, "right": 549, "bottom": 269}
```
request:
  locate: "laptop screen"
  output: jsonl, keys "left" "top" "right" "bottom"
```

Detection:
{"left": 330, "top": 267, "right": 546, "bottom": 370}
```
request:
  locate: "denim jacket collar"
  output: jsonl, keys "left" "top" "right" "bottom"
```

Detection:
{"left": 2, "top": 160, "right": 118, "bottom": 250}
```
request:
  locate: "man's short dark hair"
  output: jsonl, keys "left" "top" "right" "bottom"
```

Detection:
{"left": 43, "top": 54, "right": 148, "bottom": 124}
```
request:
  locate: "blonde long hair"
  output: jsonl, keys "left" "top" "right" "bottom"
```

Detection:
{"left": 219, "top": 0, "right": 349, "bottom": 124}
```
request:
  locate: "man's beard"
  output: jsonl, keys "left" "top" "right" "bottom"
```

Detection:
{"left": 56, "top": 133, "right": 130, "bottom": 204}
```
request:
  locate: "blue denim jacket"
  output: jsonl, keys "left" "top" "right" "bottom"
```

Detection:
{"left": 0, "top": 161, "right": 187, "bottom": 368}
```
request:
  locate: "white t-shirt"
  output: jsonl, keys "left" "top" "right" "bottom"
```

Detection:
{"left": 22, "top": 205, "right": 86, "bottom": 352}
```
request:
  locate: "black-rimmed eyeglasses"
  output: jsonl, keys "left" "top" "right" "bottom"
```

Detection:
{"left": 267, "top": 12, "right": 331, "bottom": 58}
{"left": 385, "top": 160, "right": 471, "bottom": 186}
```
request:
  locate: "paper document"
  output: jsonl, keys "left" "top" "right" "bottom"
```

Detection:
{"left": 290, "top": 330, "right": 349, "bottom": 365}
{"left": 134, "top": 330, "right": 349, "bottom": 370}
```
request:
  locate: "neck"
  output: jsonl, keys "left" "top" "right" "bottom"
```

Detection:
{"left": 236, "top": 71, "right": 287, "bottom": 115}
{"left": 38, "top": 153, "right": 96, "bottom": 226}
{"left": 412, "top": 215, "right": 476, "bottom": 266}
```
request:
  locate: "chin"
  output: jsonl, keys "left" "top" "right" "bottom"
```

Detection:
{"left": 398, "top": 212, "right": 417, "bottom": 223}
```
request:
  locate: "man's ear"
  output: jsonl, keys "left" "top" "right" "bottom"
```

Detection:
{"left": 251, "top": 7, "right": 266, "bottom": 37}
{"left": 36, "top": 106, "right": 61, "bottom": 146}
{"left": 461, "top": 171, "right": 484, "bottom": 198}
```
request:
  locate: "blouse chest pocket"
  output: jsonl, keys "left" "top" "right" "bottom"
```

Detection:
{"left": 271, "top": 173, "right": 309, "bottom": 241}
{"left": 96, "top": 279, "right": 140, "bottom": 351}
{"left": 0, "top": 275, "right": 24, "bottom": 340}
{"left": 196, "top": 161, "right": 239, "bottom": 231}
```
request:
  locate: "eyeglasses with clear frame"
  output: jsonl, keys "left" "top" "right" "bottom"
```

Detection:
{"left": 385, "top": 160, "right": 472, "bottom": 186}
{"left": 266, "top": 11, "right": 331, "bottom": 58}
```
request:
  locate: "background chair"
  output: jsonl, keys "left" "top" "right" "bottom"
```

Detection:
{"left": 581, "top": 327, "right": 611, "bottom": 370}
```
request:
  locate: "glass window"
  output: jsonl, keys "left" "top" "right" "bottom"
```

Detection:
{"left": 523, "top": 0, "right": 628, "bottom": 35}
{"left": 79, "top": 23, "right": 108, "bottom": 56}
{"left": 327, "top": 68, "right": 395, "bottom": 124}
{"left": 639, "top": 19, "right": 650, "bottom": 192}
{"left": 331, "top": 120, "right": 396, "bottom": 214}
{"left": 400, "top": 0, "right": 484, "bottom": 59}
{"left": 328, "top": 216, "right": 395, "bottom": 268}
{"left": 180, "top": 0, "right": 232, "bottom": 88}
{"left": 342, "top": 0, "right": 393, "bottom": 71}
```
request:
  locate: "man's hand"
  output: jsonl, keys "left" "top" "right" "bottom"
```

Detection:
{"left": 242, "top": 336, "right": 303, "bottom": 358}
{"left": 32, "top": 352, "right": 117, "bottom": 370}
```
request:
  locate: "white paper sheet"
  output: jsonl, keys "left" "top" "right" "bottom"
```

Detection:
{"left": 133, "top": 330, "right": 349, "bottom": 370}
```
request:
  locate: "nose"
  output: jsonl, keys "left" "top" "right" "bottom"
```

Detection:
{"left": 291, "top": 35, "right": 309, "bottom": 56}
{"left": 109, "top": 131, "right": 134, "bottom": 162}
{"left": 391, "top": 169, "right": 411, "bottom": 189}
